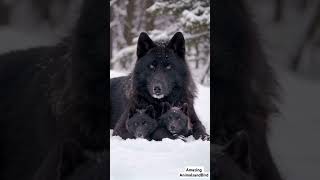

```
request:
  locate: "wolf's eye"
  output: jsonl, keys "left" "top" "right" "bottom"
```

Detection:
{"left": 134, "top": 122, "right": 138, "bottom": 126}
{"left": 166, "top": 65, "right": 171, "bottom": 70}
{"left": 149, "top": 64, "right": 155, "bottom": 70}
{"left": 143, "top": 121, "right": 148, "bottom": 126}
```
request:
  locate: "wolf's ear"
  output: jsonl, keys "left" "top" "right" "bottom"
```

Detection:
{"left": 181, "top": 103, "right": 188, "bottom": 115}
{"left": 161, "top": 102, "right": 171, "bottom": 114}
{"left": 137, "top": 32, "right": 156, "bottom": 59}
{"left": 145, "top": 105, "right": 155, "bottom": 119}
{"left": 167, "top": 32, "right": 185, "bottom": 59}
{"left": 224, "top": 131, "right": 252, "bottom": 173}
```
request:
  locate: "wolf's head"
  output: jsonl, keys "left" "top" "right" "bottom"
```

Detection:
{"left": 132, "top": 32, "right": 192, "bottom": 101}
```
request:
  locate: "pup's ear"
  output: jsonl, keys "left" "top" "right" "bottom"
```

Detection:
{"left": 145, "top": 105, "right": 155, "bottom": 119}
{"left": 181, "top": 103, "right": 189, "bottom": 115}
{"left": 167, "top": 32, "right": 185, "bottom": 59}
{"left": 137, "top": 32, "right": 156, "bottom": 59}
{"left": 224, "top": 131, "right": 252, "bottom": 173}
{"left": 161, "top": 102, "right": 171, "bottom": 114}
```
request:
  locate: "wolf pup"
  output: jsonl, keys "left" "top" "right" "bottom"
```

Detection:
{"left": 113, "top": 105, "right": 158, "bottom": 140}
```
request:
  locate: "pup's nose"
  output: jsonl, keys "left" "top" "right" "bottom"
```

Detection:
{"left": 169, "top": 125, "right": 176, "bottom": 131}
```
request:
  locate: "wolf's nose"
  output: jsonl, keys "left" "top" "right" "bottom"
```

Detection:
{"left": 137, "top": 133, "right": 143, "bottom": 137}
{"left": 153, "top": 86, "right": 162, "bottom": 94}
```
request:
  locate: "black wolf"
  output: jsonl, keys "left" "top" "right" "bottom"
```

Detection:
{"left": 125, "top": 105, "right": 158, "bottom": 139}
{"left": 0, "top": 0, "right": 106, "bottom": 179}
{"left": 159, "top": 102, "right": 191, "bottom": 137}
{"left": 111, "top": 32, "right": 208, "bottom": 140}
{"left": 151, "top": 102, "right": 191, "bottom": 141}
{"left": 214, "top": 0, "right": 282, "bottom": 180}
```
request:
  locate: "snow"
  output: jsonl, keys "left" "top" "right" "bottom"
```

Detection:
{"left": 181, "top": 4, "right": 210, "bottom": 28}
{"left": 110, "top": 70, "right": 210, "bottom": 180}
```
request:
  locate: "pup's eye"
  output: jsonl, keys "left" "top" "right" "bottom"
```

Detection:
{"left": 166, "top": 65, "right": 171, "bottom": 70}
{"left": 149, "top": 64, "right": 155, "bottom": 69}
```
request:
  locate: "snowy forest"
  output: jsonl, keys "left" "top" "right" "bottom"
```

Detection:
{"left": 110, "top": 0, "right": 210, "bottom": 86}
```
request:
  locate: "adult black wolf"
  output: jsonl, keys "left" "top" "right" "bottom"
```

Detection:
{"left": 111, "top": 32, "right": 208, "bottom": 140}
{"left": 214, "top": 0, "right": 282, "bottom": 180}
{"left": 0, "top": 0, "right": 106, "bottom": 179}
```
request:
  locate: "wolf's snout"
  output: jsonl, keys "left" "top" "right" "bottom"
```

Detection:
{"left": 153, "top": 85, "right": 162, "bottom": 94}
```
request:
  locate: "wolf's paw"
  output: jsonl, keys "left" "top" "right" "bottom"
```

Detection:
{"left": 194, "top": 131, "right": 210, "bottom": 141}
{"left": 201, "top": 134, "right": 210, "bottom": 141}
{"left": 174, "top": 134, "right": 187, "bottom": 142}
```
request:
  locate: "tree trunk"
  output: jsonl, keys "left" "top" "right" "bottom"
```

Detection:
{"left": 145, "top": 0, "right": 155, "bottom": 31}
{"left": 124, "top": 0, "right": 135, "bottom": 46}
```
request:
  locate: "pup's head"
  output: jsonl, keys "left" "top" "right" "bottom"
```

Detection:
{"left": 159, "top": 102, "right": 191, "bottom": 135}
{"left": 126, "top": 105, "right": 158, "bottom": 139}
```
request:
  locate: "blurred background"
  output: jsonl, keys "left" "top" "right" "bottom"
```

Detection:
{"left": 246, "top": 0, "right": 320, "bottom": 180}
{"left": 0, "top": 0, "right": 319, "bottom": 179}
{"left": 247, "top": 0, "right": 320, "bottom": 80}
{"left": 0, "top": 0, "right": 80, "bottom": 53}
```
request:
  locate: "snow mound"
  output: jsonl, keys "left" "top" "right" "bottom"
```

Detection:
{"left": 110, "top": 70, "right": 210, "bottom": 180}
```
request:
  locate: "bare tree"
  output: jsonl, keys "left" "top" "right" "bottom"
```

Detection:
{"left": 124, "top": 0, "right": 135, "bottom": 45}
{"left": 145, "top": 0, "right": 155, "bottom": 32}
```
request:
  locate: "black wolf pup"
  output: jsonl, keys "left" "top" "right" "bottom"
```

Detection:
{"left": 125, "top": 105, "right": 158, "bottom": 140}
{"left": 111, "top": 32, "right": 208, "bottom": 140}
{"left": 151, "top": 102, "right": 192, "bottom": 141}
{"left": 161, "top": 102, "right": 192, "bottom": 136}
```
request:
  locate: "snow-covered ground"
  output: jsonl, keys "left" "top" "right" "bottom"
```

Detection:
{"left": 110, "top": 70, "right": 210, "bottom": 180}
